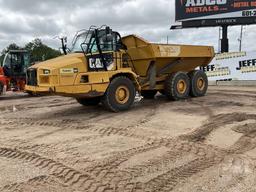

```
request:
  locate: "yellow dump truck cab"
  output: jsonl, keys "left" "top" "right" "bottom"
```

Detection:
{"left": 25, "top": 26, "right": 214, "bottom": 112}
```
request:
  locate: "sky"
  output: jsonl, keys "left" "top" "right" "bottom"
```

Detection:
{"left": 0, "top": 0, "right": 255, "bottom": 53}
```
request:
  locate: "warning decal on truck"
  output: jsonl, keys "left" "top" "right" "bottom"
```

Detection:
{"left": 159, "top": 46, "right": 181, "bottom": 57}
{"left": 60, "top": 68, "right": 78, "bottom": 74}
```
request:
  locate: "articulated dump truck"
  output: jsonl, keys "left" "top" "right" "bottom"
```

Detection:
{"left": 25, "top": 26, "right": 214, "bottom": 112}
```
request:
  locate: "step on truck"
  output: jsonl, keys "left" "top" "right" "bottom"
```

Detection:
{"left": 25, "top": 26, "right": 214, "bottom": 112}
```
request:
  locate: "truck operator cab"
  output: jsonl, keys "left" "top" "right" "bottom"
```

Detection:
{"left": 69, "top": 26, "right": 126, "bottom": 71}
{"left": 2, "top": 50, "right": 30, "bottom": 78}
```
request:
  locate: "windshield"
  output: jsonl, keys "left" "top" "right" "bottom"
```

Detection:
{"left": 71, "top": 31, "right": 92, "bottom": 53}
{"left": 2, "top": 52, "right": 30, "bottom": 75}
{"left": 70, "top": 29, "right": 120, "bottom": 54}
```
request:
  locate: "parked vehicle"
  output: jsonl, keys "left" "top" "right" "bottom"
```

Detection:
{"left": 25, "top": 26, "right": 214, "bottom": 112}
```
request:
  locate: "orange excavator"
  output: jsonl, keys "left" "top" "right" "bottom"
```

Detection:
{"left": 0, "top": 50, "right": 30, "bottom": 95}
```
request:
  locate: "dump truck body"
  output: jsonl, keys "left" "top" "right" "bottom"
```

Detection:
{"left": 25, "top": 26, "right": 214, "bottom": 112}
{"left": 122, "top": 35, "right": 214, "bottom": 91}
{"left": 122, "top": 35, "right": 213, "bottom": 77}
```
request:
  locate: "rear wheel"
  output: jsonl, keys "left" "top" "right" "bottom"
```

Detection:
{"left": 141, "top": 90, "right": 157, "bottom": 99}
{"left": 165, "top": 72, "right": 190, "bottom": 100}
{"left": 188, "top": 70, "right": 208, "bottom": 97}
{"left": 76, "top": 97, "right": 101, "bottom": 106}
{"left": 102, "top": 76, "right": 136, "bottom": 112}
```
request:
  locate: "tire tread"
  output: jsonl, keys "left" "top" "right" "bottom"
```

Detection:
{"left": 102, "top": 76, "right": 135, "bottom": 112}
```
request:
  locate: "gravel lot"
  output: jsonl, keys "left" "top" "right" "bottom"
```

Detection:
{"left": 0, "top": 86, "right": 256, "bottom": 192}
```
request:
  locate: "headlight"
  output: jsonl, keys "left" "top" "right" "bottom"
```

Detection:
{"left": 43, "top": 69, "right": 50, "bottom": 75}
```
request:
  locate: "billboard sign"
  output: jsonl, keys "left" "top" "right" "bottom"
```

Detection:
{"left": 200, "top": 51, "right": 256, "bottom": 81}
{"left": 176, "top": 0, "right": 256, "bottom": 22}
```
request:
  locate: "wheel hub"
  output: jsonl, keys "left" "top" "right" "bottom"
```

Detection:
{"left": 197, "top": 78, "right": 205, "bottom": 91}
{"left": 177, "top": 80, "right": 187, "bottom": 94}
{"left": 115, "top": 86, "right": 130, "bottom": 104}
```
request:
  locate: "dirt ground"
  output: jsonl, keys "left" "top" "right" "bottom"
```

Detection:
{"left": 0, "top": 86, "right": 256, "bottom": 192}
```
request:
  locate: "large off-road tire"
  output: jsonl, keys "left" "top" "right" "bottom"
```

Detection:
{"left": 141, "top": 90, "right": 157, "bottom": 99}
{"left": 102, "top": 76, "right": 136, "bottom": 112}
{"left": 188, "top": 70, "right": 208, "bottom": 97}
{"left": 76, "top": 97, "right": 101, "bottom": 106}
{"left": 164, "top": 72, "right": 190, "bottom": 101}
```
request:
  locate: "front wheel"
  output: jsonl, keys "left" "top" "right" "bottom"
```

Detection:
{"left": 102, "top": 76, "right": 136, "bottom": 112}
{"left": 188, "top": 70, "right": 208, "bottom": 97}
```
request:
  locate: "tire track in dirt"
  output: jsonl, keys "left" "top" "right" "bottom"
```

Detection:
{"left": 0, "top": 104, "right": 159, "bottom": 141}
{"left": 69, "top": 139, "right": 177, "bottom": 191}
{"left": 0, "top": 147, "right": 100, "bottom": 191}
{"left": 1, "top": 175, "right": 51, "bottom": 192}
{"left": 0, "top": 117, "right": 153, "bottom": 142}
{"left": 0, "top": 140, "right": 174, "bottom": 192}
{"left": 106, "top": 137, "right": 256, "bottom": 192}
{"left": 121, "top": 141, "right": 220, "bottom": 178}
{"left": 78, "top": 126, "right": 153, "bottom": 141}
{"left": 0, "top": 117, "right": 89, "bottom": 141}
{"left": 51, "top": 106, "right": 110, "bottom": 120}
{"left": 0, "top": 97, "right": 76, "bottom": 114}
{"left": 110, "top": 141, "right": 226, "bottom": 191}
{"left": 1, "top": 98, "right": 159, "bottom": 134}
{"left": 0, "top": 118, "right": 80, "bottom": 129}
{"left": 75, "top": 104, "right": 159, "bottom": 141}
{"left": 131, "top": 102, "right": 158, "bottom": 127}
{"left": 0, "top": 136, "right": 234, "bottom": 191}
{"left": 144, "top": 155, "right": 223, "bottom": 192}
{"left": 76, "top": 139, "right": 226, "bottom": 191}
{"left": 190, "top": 100, "right": 214, "bottom": 117}
{"left": 229, "top": 122, "right": 256, "bottom": 154}
{"left": 180, "top": 113, "right": 256, "bottom": 142}
{"left": 0, "top": 137, "right": 97, "bottom": 165}
{"left": 84, "top": 140, "right": 170, "bottom": 172}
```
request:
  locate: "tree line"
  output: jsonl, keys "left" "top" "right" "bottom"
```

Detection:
{"left": 0, "top": 38, "right": 62, "bottom": 65}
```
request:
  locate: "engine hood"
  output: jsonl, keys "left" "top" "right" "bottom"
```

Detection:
{"left": 30, "top": 53, "right": 85, "bottom": 70}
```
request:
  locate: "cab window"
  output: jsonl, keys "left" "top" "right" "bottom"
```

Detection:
{"left": 88, "top": 31, "right": 118, "bottom": 54}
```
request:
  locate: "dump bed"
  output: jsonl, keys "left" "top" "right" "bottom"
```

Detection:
{"left": 122, "top": 35, "right": 214, "bottom": 77}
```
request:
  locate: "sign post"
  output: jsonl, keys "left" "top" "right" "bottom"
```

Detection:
{"left": 221, "top": 25, "right": 229, "bottom": 52}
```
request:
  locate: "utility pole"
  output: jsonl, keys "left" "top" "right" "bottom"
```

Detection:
{"left": 167, "top": 36, "right": 169, "bottom": 44}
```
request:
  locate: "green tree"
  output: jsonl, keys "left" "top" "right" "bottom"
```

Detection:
{"left": 25, "top": 38, "right": 61, "bottom": 63}
{"left": 0, "top": 40, "right": 61, "bottom": 66}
